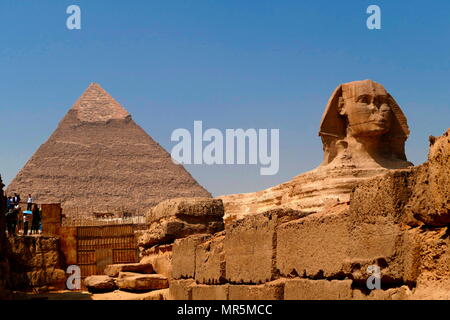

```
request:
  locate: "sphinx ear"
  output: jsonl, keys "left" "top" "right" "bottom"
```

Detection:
{"left": 337, "top": 97, "right": 346, "bottom": 116}
{"left": 319, "top": 85, "right": 346, "bottom": 139}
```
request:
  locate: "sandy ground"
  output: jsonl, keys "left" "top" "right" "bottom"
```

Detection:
{"left": 12, "top": 290, "right": 93, "bottom": 300}
{"left": 11, "top": 289, "right": 169, "bottom": 300}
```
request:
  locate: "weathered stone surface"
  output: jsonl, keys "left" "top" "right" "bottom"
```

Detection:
{"left": 284, "top": 279, "right": 353, "bottom": 300}
{"left": 6, "top": 83, "right": 211, "bottom": 216}
{"left": 91, "top": 288, "right": 169, "bottom": 300}
{"left": 220, "top": 80, "right": 412, "bottom": 221}
{"left": 225, "top": 214, "right": 276, "bottom": 284}
{"left": 116, "top": 272, "right": 169, "bottom": 292}
{"left": 277, "top": 204, "right": 350, "bottom": 278}
{"left": 195, "top": 234, "right": 226, "bottom": 284}
{"left": 348, "top": 170, "right": 414, "bottom": 226}
{"left": 138, "top": 216, "right": 223, "bottom": 249}
{"left": 228, "top": 280, "right": 285, "bottom": 300}
{"left": 84, "top": 275, "right": 117, "bottom": 293}
{"left": 172, "top": 234, "right": 211, "bottom": 279}
{"left": 277, "top": 192, "right": 421, "bottom": 285}
{"left": 347, "top": 174, "right": 422, "bottom": 284}
{"left": 169, "top": 279, "right": 195, "bottom": 300}
{"left": 411, "top": 280, "right": 450, "bottom": 300}
{"left": 191, "top": 284, "right": 229, "bottom": 300}
{"left": 224, "top": 210, "right": 304, "bottom": 284}
{"left": 353, "top": 286, "right": 412, "bottom": 300}
{"left": 104, "top": 263, "right": 154, "bottom": 277}
{"left": 408, "top": 130, "right": 450, "bottom": 226}
{"left": 413, "top": 227, "right": 450, "bottom": 294}
{"left": 147, "top": 198, "right": 224, "bottom": 223}
{"left": 138, "top": 198, "right": 224, "bottom": 249}
{"left": 6, "top": 236, "right": 66, "bottom": 291}
{"left": 141, "top": 288, "right": 170, "bottom": 300}
{"left": 140, "top": 244, "right": 173, "bottom": 279}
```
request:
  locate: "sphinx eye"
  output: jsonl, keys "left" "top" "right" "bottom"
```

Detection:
{"left": 357, "top": 95, "right": 370, "bottom": 104}
{"left": 380, "top": 104, "right": 390, "bottom": 112}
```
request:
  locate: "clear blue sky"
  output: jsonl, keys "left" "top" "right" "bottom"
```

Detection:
{"left": 0, "top": 1, "right": 449, "bottom": 197}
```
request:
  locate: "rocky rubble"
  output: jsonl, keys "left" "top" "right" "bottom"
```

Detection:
{"left": 84, "top": 262, "right": 169, "bottom": 296}
{"left": 85, "top": 198, "right": 224, "bottom": 297}
{"left": 138, "top": 198, "right": 224, "bottom": 249}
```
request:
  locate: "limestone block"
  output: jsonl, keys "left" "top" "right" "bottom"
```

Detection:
{"left": 276, "top": 205, "right": 350, "bottom": 278}
{"left": 172, "top": 234, "right": 211, "bottom": 279}
{"left": 169, "top": 279, "right": 196, "bottom": 300}
{"left": 353, "top": 286, "right": 412, "bottom": 300}
{"left": 138, "top": 217, "right": 223, "bottom": 249}
{"left": 348, "top": 174, "right": 422, "bottom": 284}
{"left": 104, "top": 263, "right": 154, "bottom": 277}
{"left": 284, "top": 279, "right": 353, "bottom": 300}
{"left": 147, "top": 198, "right": 224, "bottom": 223}
{"left": 139, "top": 198, "right": 224, "bottom": 248}
{"left": 225, "top": 213, "right": 278, "bottom": 284}
{"left": 116, "top": 272, "right": 168, "bottom": 291}
{"left": 408, "top": 130, "right": 450, "bottom": 226}
{"left": 140, "top": 246, "right": 173, "bottom": 279}
{"left": 195, "top": 235, "right": 226, "bottom": 284}
{"left": 228, "top": 280, "right": 285, "bottom": 300}
{"left": 84, "top": 275, "right": 117, "bottom": 293}
{"left": 191, "top": 284, "right": 229, "bottom": 300}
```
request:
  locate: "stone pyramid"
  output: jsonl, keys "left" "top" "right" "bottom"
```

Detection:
{"left": 6, "top": 83, "right": 211, "bottom": 215}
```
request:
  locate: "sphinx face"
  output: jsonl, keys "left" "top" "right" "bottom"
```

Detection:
{"left": 340, "top": 81, "right": 392, "bottom": 137}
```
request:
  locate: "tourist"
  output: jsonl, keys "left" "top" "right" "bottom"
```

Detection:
{"left": 27, "top": 194, "right": 33, "bottom": 211}
{"left": 13, "top": 193, "right": 20, "bottom": 206}
{"left": 39, "top": 206, "right": 43, "bottom": 233}
{"left": 6, "top": 206, "right": 18, "bottom": 236}
{"left": 23, "top": 209, "right": 32, "bottom": 236}
{"left": 6, "top": 197, "right": 13, "bottom": 210}
{"left": 31, "top": 204, "right": 40, "bottom": 235}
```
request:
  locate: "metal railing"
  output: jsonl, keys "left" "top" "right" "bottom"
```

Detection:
{"left": 61, "top": 206, "right": 147, "bottom": 228}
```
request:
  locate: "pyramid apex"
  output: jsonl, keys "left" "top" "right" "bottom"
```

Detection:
{"left": 71, "top": 83, "right": 131, "bottom": 122}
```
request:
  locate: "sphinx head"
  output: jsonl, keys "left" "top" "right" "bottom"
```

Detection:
{"left": 319, "top": 80, "right": 410, "bottom": 167}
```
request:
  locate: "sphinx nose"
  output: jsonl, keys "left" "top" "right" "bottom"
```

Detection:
{"left": 368, "top": 103, "right": 378, "bottom": 112}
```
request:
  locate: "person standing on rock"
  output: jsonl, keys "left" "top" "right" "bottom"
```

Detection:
{"left": 6, "top": 206, "right": 18, "bottom": 236}
{"left": 13, "top": 193, "right": 20, "bottom": 206}
{"left": 23, "top": 209, "right": 32, "bottom": 236}
{"left": 31, "top": 204, "right": 40, "bottom": 235}
{"left": 27, "top": 194, "right": 33, "bottom": 211}
{"left": 6, "top": 197, "right": 13, "bottom": 211}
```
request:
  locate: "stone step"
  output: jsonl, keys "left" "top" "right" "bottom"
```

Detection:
{"left": 91, "top": 288, "right": 169, "bottom": 300}
{"left": 116, "top": 272, "right": 169, "bottom": 292}
{"left": 104, "top": 262, "right": 154, "bottom": 277}
{"left": 84, "top": 275, "right": 117, "bottom": 293}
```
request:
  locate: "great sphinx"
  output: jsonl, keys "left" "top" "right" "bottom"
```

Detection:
{"left": 220, "top": 80, "right": 412, "bottom": 222}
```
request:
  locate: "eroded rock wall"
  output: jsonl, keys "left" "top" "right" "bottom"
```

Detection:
{"left": 7, "top": 236, "right": 66, "bottom": 292}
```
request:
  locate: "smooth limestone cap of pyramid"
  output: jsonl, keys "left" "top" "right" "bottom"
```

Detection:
{"left": 71, "top": 82, "right": 131, "bottom": 122}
